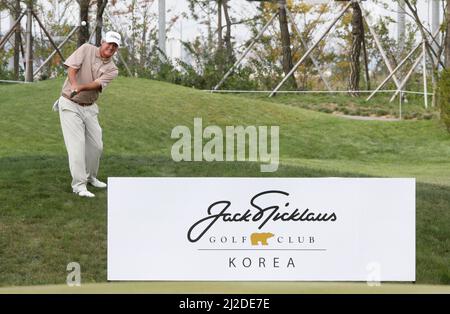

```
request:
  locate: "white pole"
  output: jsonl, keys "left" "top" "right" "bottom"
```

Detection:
{"left": 431, "top": 0, "right": 440, "bottom": 58}
{"left": 158, "top": 0, "right": 166, "bottom": 61}
{"left": 422, "top": 40, "right": 428, "bottom": 109}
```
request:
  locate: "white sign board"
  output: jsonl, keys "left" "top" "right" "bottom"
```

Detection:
{"left": 108, "top": 178, "right": 415, "bottom": 281}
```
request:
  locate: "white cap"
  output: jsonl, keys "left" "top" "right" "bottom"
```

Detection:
{"left": 104, "top": 31, "right": 121, "bottom": 47}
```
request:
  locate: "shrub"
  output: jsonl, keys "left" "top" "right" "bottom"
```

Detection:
{"left": 318, "top": 107, "right": 333, "bottom": 114}
{"left": 375, "top": 109, "right": 389, "bottom": 116}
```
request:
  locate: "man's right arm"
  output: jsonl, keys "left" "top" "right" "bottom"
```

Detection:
{"left": 68, "top": 65, "right": 102, "bottom": 94}
{"left": 67, "top": 67, "right": 79, "bottom": 92}
{"left": 64, "top": 44, "right": 88, "bottom": 96}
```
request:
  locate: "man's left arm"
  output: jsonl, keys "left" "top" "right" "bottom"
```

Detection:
{"left": 76, "top": 80, "right": 102, "bottom": 92}
{"left": 94, "top": 68, "right": 119, "bottom": 92}
{"left": 76, "top": 68, "right": 119, "bottom": 93}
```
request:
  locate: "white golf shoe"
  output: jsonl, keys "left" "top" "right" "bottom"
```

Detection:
{"left": 74, "top": 190, "right": 95, "bottom": 198}
{"left": 88, "top": 178, "right": 107, "bottom": 188}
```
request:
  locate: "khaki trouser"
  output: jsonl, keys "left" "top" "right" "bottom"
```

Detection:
{"left": 58, "top": 96, "right": 103, "bottom": 192}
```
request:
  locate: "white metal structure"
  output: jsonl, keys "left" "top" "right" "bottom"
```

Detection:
{"left": 211, "top": 0, "right": 444, "bottom": 111}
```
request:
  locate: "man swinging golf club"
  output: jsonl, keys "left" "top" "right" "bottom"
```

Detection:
{"left": 55, "top": 31, "right": 121, "bottom": 197}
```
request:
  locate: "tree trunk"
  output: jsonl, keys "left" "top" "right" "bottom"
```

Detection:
{"left": 222, "top": 0, "right": 234, "bottom": 64}
{"left": 445, "top": 0, "right": 450, "bottom": 68}
{"left": 362, "top": 23, "right": 370, "bottom": 90}
{"left": 95, "top": 0, "right": 108, "bottom": 46}
{"left": 278, "top": 0, "right": 297, "bottom": 89}
{"left": 217, "top": 0, "right": 223, "bottom": 51}
{"left": 216, "top": 0, "right": 224, "bottom": 73}
{"left": 77, "top": 0, "right": 90, "bottom": 47}
{"left": 140, "top": 10, "right": 148, "bottom": 68}
{"left": 349, "top": 2, "right": 363, "bottom": 96}
{"left": 13, "top": 0, "right": 21, "bottom": 80}
{"left": 397, "top": 0, "right": 406, "bottom": 55}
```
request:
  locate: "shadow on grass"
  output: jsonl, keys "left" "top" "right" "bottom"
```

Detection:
{"left": 0, "top": 155, "right": 449, "bottom": 286}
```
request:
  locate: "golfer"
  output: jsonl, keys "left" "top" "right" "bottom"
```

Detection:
{"left": 55, "top": 31, "right": 121, "bottom": 197}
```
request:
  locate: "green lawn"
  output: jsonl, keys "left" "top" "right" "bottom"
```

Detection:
{"left": 0, "top": 77, "right": 449, "bottom": 288}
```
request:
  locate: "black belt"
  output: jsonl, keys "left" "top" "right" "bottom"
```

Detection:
{"left": 62, "top": 94, "right": 93, "bottom": 107}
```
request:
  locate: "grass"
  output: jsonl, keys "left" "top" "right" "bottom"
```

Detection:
{"left": 0, "top": 77, "right": 449, "bottom": 289}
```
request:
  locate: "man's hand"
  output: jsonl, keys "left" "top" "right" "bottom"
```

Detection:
{"left": 67, "top": 66, "right": 102, "bottom": 97}
{"left": 70, "top": 89, "right": 79, "bottom": 98}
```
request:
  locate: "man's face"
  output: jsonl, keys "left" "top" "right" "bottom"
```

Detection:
{"left": 100, "top": 42, "right": 118, "bottom": 59}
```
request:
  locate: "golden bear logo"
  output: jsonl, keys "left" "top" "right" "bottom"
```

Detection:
{"left": 250, "top": 232, "right": 274, "bottom": 246}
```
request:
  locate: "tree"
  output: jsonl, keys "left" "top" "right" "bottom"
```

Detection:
{"left": 95, "top": 0, "right": 108, "bottom": 46}
{"left": 348, "top": 1, "right": 363, "bottom": 95}
{"left": 440, "top": 0, "right": 450, "bottom": 132}
{"left": 13, "top": 0, "right": 21, "bottom": 80}
{"left": 216, "top": 0, "right": 223, "bottom": 72}
{"left": 186, "top": 0, "right": 238, "bottom": 74}
{"left": 278, "top": 0, "right": 297, "bottom": 89}
{"left": 77, "top": 0, "right": 90, "bottom": 47}
{"left": 0, "top": 0, "right": 22, "bottom": 79}
{"left": 222, "top": 0, "right": 234, "bottom": 64}
{"left": 108, "top": 0, "right": 160, "bottom": 76}
{"left": 187, "top": 1, "right": 220, "bottom": 50}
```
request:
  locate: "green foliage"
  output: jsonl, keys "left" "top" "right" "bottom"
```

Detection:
{"left": 0, "top": 49, "right": 15, "bottom": 80}
{"left": 170, "top": 39, "right": 256, "bottom": 90}
{"left": 438, "top": 69, "right": 450, "bottom": 133}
